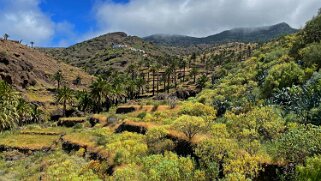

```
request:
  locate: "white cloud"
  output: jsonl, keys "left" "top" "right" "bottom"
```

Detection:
{"left": 0, "top": 0, "right": 56, "bottom": 46}
{"left": 94, "top": 0, "right": 321, "bottom": 37}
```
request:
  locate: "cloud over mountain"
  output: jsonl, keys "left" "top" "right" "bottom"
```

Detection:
{"left": 94, "top": 0, "right": 320, "bottom": 37}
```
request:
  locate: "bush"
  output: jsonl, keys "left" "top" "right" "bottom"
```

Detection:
{"left": 300, "top": 42, "right": 321, "bottom": 68}
{"left": 137, "top": 112, "right": 147, "bottom": 120}
{"left": 146, "top": 127, "right": 174, "bottom": 154}
{"left": 179, "top": 102, "right": 217, "bottom": 122}
{"left": 297, "top": 155, "right": 321, "bottom": 181}
{"left": 262, "top": 62, "right": 305, "bottom": 97}
{"left": 274, "top": 124, "right": 321, "bottom": 164}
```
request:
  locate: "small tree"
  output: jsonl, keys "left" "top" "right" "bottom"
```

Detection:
{"left": 53, "top": 70, "right": 63, "bottom": 90}
{"left": 196, "top": 74, "right": 209, "bottom": 91}
{"left": 190, "top": 67, "right": 198, "bottom": 83}
{"left": 173, "top": 115, "right": 206, "bottom": 141}
{"left": 56, "top": 86, "right": 74, "bottom": 116}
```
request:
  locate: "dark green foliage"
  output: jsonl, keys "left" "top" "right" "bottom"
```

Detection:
{"left": 262, "top": 62, "right": 305, "bottom": 97}
{"left": 274, "top": 125, "right": 321, "bottom": 164}
{"left": 300, "top": 42, "right": 321, "bottom": 68}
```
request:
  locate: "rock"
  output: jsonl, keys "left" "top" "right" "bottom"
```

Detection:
{"left": 50, "top": 109, "right": 64, "bottom": 121}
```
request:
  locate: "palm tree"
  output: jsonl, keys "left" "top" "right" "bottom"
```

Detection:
{"left": 165, "top": 67, "right": 173, "bottom": 93}
{"left": 196, "top": 74, "right": 209, "bottom": 91}
{"left": 190, "top": 67, "right": 198, "bottom": 83}
{"left": 76, "top": 90, "right": 92, "bottom": 112}
{"left": 190, "top": 53, "right": 196, "bottom": 67}
{"left": 53, "top": 70, "right": 63, "bottom": 90}
{"left": 144, "top": 58, "right": 151, "bottom": 92}
{"left": 171, "top": 58, "right": 179, "bottom": 88}
{"left": 179, "top": 59, "right": 187, "bottom": 82}
{"left": 136, "top": 77, "right": 145, "bottom": 97}
{"left": 155, "top": 63, "right": 162, "bottom": 94}
{"left": 3, "top": 33, "right": 9, "bottom": 40}
{"left": 102, "top": 81, "right": 113, "bottom": 111}
{"left": 30, "top": 42, "right": 34, "bottom": 48}
{"left": 150, "top": 64, "right": 158, "bottom": 96}
{"left": 126, "top": 63, "right": 137, "bottom": 80}
{"left": 16, "top": 98, "right": 32, "bottom": 124}
{"left": 90, "top": 77, "right": 106, "bottom": 112}
{"left": 56, "top": 86, "right": 74, "bottom": 116}
{"left": 126, "top": 79, "right": 138, "bottom": 100}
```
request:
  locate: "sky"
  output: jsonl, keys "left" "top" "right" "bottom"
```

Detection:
{"left": 0, "top": 0, "right": 320, "bottom": 47}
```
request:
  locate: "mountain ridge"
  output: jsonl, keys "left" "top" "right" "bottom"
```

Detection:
{"left": 144, "top": 22, "right": 298, "bottom": 47}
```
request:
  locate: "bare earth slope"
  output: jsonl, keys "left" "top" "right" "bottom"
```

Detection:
{"left": 0, "top": 39, "right": 93, "bottom": 91}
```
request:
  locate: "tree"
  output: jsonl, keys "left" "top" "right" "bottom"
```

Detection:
{"left": 179, "top": 59, "right": 187, "bottom": 82}
{"left": 173, "top": 115, "right": 206, "bottom": 141}
{"left": 302, "top": 12, "right": 321, "bottom": 44}
{"left": 171, "top": 58, "right": 179, "bottom": 88}
{"left": 76, "top": 90, "right": 92, "bottom": 112}
{"left": 196, "top": 74, "right": 209, "bottom": 91}
{"left": 90, "top": 77, "right": 106, "bottom": 112}
{"left": 56, "top": 86, "right": 74, "bottom": 116}
{"left": 135, "top": 77, "right": 145, "bottom": 97}
{"left": 300, "top": 42, "right": 321, "bottom": 68}
{"left": 3, "top": 33, "right": 9, "bottom": 40}
{"left": 190, "top": 53, "right": 196, "bottom": 67}
{"left": 195, "top": 138, "right": 238, "bottom": 179}
{"left": 126, "top": 63, "right": 137, "bottom": 80}
{"left": 53, "top": 70, "right": 64, "bottom": 90}
{"left": 0, "top": 81, "right": 20, "bottom": 130}
{"left": 165, "top": 66, "right": 173, "bottom": 93}
{"left": 30, "top": 41, "right": 34, "bottom": 48}
{"left": 150, "top": 64, "right": 158, "bottom": 96}
{"left": 190, "top": 67, "right": 198, "bottom": 83}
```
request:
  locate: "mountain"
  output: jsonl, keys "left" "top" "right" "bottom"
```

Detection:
{"left": 144, "top": 23, "right": 298, "bottom": 47}
{"left": 0, "top": 39, "right": 93, "bottom": 91}
{"left": 41, "top": 32, "right": 172, "bottom": 75}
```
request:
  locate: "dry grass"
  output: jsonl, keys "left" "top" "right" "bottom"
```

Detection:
{"left": 91, "top": 114, "right": 108, "bottom": 125}
{"left": 24, "top": 90, "right": 54, "bottom": 103}
{"left": 122, "top": 120, "right": 208, "bottom": 144}
{"left": 0, "top": 134, "right": 60, "bottom": 151}
{"left": 62, "top": 132, "right": 110, "bottom": 160}
{"left": 123, "top": 120, "right": 157, "bottom": 129}
{"left": 59, "top": 117, "right": 87, "bottom": 122}
{"left": 62, "top": 132, "right": 96, "bottom": 148}
{"left": 20, "top": 127, "right": 71, "bottom": 135}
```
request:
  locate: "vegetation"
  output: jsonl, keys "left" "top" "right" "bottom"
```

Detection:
{"left": 2, "top": 8, "right": 321, "bottom": 181}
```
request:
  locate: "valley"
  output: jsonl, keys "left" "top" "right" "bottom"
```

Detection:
{"left": 0, "top": 7, "right": 321, "bottom": 181}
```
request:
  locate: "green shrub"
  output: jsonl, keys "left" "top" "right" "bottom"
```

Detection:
{"left": 262, "top": 62, "right": 305, "bottom": 97}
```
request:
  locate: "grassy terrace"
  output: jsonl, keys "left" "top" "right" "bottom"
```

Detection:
{"left": 0, "top": 134, "right": 60, "bottom": 151}
{"left": 19, "top": 126, "right": 72, "bottom": 135}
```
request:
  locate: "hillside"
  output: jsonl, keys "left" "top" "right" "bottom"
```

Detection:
{"left": 1, "top": 6, "right": 321, "bottom": 181}
{"left": 144, "top": 22, "right": 298, "bottom": 47}
{"left": 0, "top": 40, "right": 93, "bottom": 91}
{"left": 41, "top": 32, "right": 171, "bottom": 75}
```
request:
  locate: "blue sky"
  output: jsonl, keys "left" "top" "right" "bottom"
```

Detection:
{"left": 0, "top": 0, "right": 320, "bottom": 47}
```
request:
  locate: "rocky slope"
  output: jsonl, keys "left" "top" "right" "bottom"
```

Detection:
{"left": 0, "top": 39, "right": 93, "bottom": 91}
{"left": 41, "top": 32, "right": 171, "bottom": 75}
